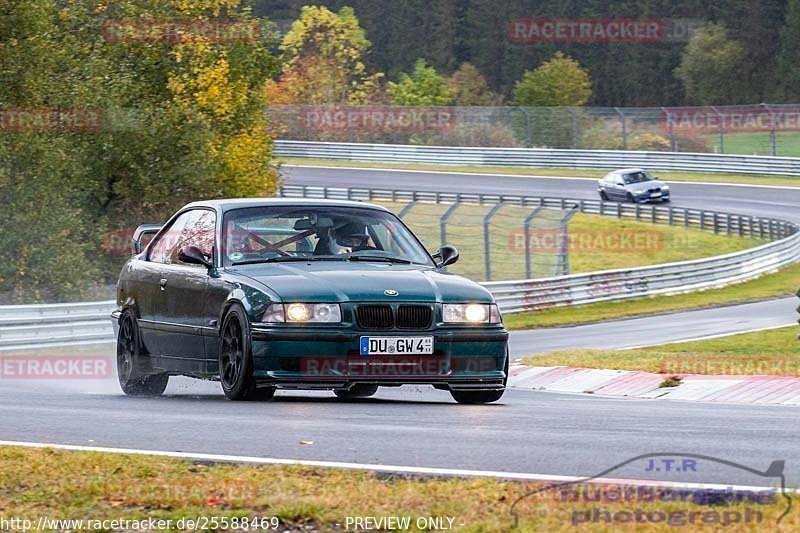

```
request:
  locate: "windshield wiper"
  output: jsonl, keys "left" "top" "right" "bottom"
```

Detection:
{"left": 232, "top": 256, "right": 345, "bottom": 266}
{"left": 347, "top": 255, "right": 412, "bottom": 264}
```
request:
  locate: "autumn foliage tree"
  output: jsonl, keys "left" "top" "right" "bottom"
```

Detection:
{"left": 0, "top": 0, "right": 282, "bottom": 302}
{"left": 388, "top": 59, "right": 454, "bottom": 106}
{"left": 265, "top": 6, "right": 383, "bottom": 104}
{"left": 512, "top": 52, "right": 592, "bottom": 107}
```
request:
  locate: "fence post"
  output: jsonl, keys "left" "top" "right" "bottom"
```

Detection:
{"left": 398, "top": 201, "right": 417, "bottom": 219}
{"left": 555, "top": 205, "right": 579, "bottom": 276}
{"left": 711, "top": 106, "right": 724, "bottom": 154}
{"left": 762, "top": 103, "right": 777, "bottom": 156}
{"left": 569, "top": 107, "right": 579, "bottom": 148}
{"left": 440, "top": 202, "right": 461, "bottom": 253}
{"left": 483, "top": 203, "right": 504, "bottom": 282}
{"left": 614, "top": 107, "right": 627, "bottom": 150}
{"left": 524, "top": 207, "right": 543, "bottom": 279}
{"left": 713, "top": 212, "right": 719, "bottom": 234}
{"left": 524, "top": 108, "right": 533, "bottom": 147}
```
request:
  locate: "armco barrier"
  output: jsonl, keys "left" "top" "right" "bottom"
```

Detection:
{"left": 2, "top": 189, "right": 798, "bottom": 350}
{"left": 274, "top": 140, "right": 800, "bottom": 176}
{"left": 0, "top": 301, "right": 115, "bottom": 351}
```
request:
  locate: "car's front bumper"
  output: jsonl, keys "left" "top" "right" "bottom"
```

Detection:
{"left": 249, "top": 326, "right": 508, "bottom": 391}
{"left": 632, "top": 190, "right": 670, "bottom": 202}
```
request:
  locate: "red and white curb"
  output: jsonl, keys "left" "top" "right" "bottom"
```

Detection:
{"left": 509, "top": 364, "right": 800, "bottom": 405}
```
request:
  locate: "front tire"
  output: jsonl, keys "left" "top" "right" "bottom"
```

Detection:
{"left": 450, "top": 353, "right": 508, "bottom": 404}
{"left": 117, "top": 311, "right": 168, "bottom": 396}
{"left": 219, "top": 304, "right": 274, "bottom": 401}
{"left": 334, "top": 384, "right": 379, "bottom": 399}
{"left": 599, "top": 190, "right": 609, "bottom": 201}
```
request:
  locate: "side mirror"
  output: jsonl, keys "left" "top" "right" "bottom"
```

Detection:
{"left": 178, "top": 245, "right": 213, "bottom": 268}
{"left": 132, "top": 224, "right": 161, "bottom": 255}
{"left": 432, "top": 245, "right": 459, "bottom": 267}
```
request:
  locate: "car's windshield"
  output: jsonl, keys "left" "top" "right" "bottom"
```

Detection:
{"left": 622, "top": 171, "right": 657, "bottom": 184}
{"left": 222, "top": 205, "right": 434, "bottom": 267}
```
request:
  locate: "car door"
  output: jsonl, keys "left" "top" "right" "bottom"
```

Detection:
{"left": 609, "top": 174, "right": 626, "bottom": 200}
{"left": 156, "top": 209, "right": 217, "bottom": 368}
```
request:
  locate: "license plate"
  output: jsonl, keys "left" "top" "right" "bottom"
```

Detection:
{"left": 360, "top": 336, "right": 434, "bottom": 355}
{"left": 650, "top": 192, "right": 662, "bottom": 197}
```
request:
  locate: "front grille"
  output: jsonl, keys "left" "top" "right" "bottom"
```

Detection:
{"left": 648, "top": 188, "right": 661, "bottom": 193}
{"left": 396, "top": 305, "right": 432, "bottom": 329}
{"left": 356, "top": 305, "right": 393, "bottom": 328}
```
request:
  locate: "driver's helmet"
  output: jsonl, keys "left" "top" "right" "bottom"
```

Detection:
{"left": 332, "top": 222, "right": 370, "bottom": 252}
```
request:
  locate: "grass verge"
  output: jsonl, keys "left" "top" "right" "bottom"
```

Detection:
{"left": 373, "top": 201, "right": 760, "bottom": 282}
{"left": 520, "top": 326, "right": 799, "bottom": 376}
{"left": 280, "top": 157, "right": 800, "bottom": 188}
{"left": 0, "top": 446, "right": 795, "bottom": 531}
{"left": 503, "top": 262, "right": 800, "bottom": 330}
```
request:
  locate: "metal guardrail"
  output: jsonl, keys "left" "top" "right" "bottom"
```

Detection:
{"left": 4, "top": 187, "right": 797, "bottom": 350}
{"left": 0, "top": 301, "right": 115, "bottom": 351}
{"left": 275, "top": 140, "right": 800, "bottom": 176}
{"left": 489, "top": 232, "right": 800, "bottom": 313}
{"left": 279, "top": 185, "right": 796, "bottom": 240}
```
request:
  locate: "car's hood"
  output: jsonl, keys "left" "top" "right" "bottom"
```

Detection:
{"left": 230, "top": 262, "right": 493, "bottom": 303}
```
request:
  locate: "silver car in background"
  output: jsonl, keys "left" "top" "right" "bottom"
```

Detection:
{"left": 598, "top": 168, "right": 670, "bottom": 203}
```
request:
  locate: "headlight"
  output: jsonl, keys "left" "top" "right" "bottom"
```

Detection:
{"left": 262, "top": 303, "right": 342, "bottom": 323}
{"left": 662, "top": 185, "right": 670, "bottom": 190}
{"left": 443, "top": 303, "right": 502, "bottom": 324}
{"left": 633, "top": 188, "right": 646, "bottom": 194}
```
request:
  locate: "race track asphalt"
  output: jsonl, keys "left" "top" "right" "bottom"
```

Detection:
{"left": 1, "top": 165, "right": 798, "bottom": 488}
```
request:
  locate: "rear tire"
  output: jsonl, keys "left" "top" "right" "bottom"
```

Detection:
{"left": 117, "top": 311, "right": 168, "bottom": 396}
{"left": 334, "top": 384, "right": 379, "bottom": 399}
{"left": 219, "top": 304, "right": 273, "bottom": 401}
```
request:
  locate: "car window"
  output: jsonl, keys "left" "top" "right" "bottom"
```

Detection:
{"left": 623, "top": 171, "right": 656, "bottom": 184}
{"left": 222, "top": 206, "right": 434, "bottom": 266}
{"left": 148, "top": 209, "right": 216, "bottom": 266}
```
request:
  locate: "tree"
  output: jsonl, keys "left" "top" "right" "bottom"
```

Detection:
{"left": 0, "top": 0, "right": 283, "bottom": 302}
{"left": 265, "top": 6, "right": 382, "bottom": 104}
{"left": 778, "top": 0, "right": 800, "bottom": 98}
{"left": 512, "top": 52, "right": 591, "bottom": 107}
{"left": 675, "top": 23, "right": 746, "bottom": 105}
{"left": 446, "top": 63, "right": 500, "bottom": 106}
{"left": 388, "top": 59, "right": 454, "bottom": 106}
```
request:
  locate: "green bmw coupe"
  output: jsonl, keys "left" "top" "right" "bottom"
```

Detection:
{"left": 111, "top": 198, "right": 509, "bottom": 403}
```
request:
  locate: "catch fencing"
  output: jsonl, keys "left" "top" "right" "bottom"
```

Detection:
{"left": 274, "top": 140, "right": 800, "bottom": 176}
{"left": 268, "top": 103, "right": 800, "bottom": 157}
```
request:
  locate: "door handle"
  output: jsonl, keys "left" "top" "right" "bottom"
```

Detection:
{"left": 159, "top": 278, "right": 167, "bottom": 291}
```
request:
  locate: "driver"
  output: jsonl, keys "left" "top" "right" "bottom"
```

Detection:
{"left": 330, "top": 222, "right": 374, "bottom": 254}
